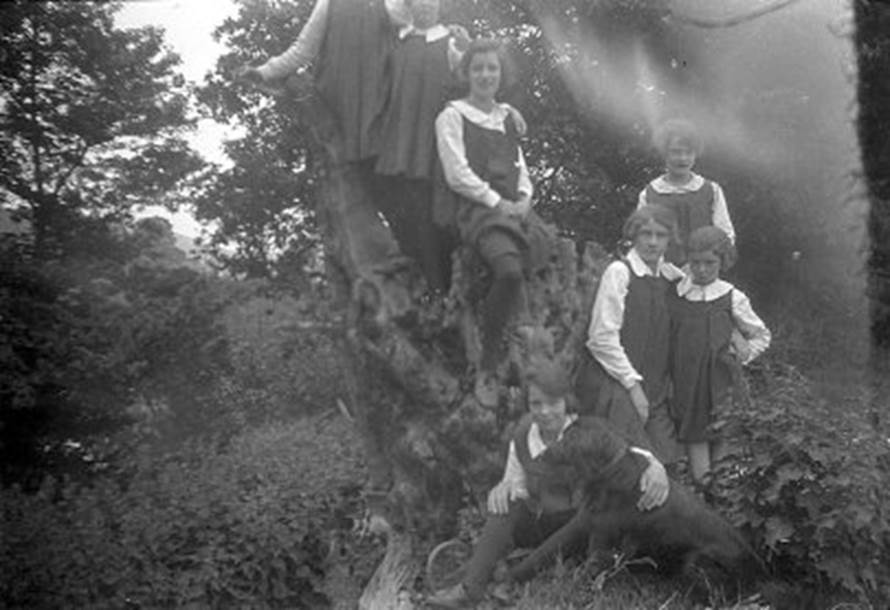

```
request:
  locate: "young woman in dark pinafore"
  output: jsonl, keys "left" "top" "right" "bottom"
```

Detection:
{"left": 426, "top": 359, "right": 670, "bottom": 608}
{"left": 434, "top": 38, "right": 546, "bottom": 405}
{"left": 669, "top": 227, "right": 771, "bottom": 482}
{"left": 575, "top": 205, "right": 683, "bottom": 463}
{"left": 638, "top": 119, "right": 735, "bottom": 265}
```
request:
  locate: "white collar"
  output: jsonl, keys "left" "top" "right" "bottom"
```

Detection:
{"left": 626, "top": 248, "right": 685, "bottom": 281}
{"left": 448, "top": 99, "right": 510, "bottom": 123}
{"left": 398, "top": 23, "right": 449, "bottom": 42}
{"left": 650, "top": 172, "right": 705, "bottom": 193}
{"left": 528, "top": 413, "right": 578, "bottom": 458}
{"left": 677, "top": 276, "right": 734, "bottom": 301}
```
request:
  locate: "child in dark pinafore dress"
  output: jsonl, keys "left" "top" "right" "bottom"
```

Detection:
{"left": 371, "top": 0, "right": 470, "bottom": 292}
{"left": 638, "top": 119, "right": 735, "bottom": 266}
{"left": 575, "top": 205, "right": 684, "bottom": 463}
{"left": 242, "top": 0, "right": 410, "bottom": 163}
{"left": 669, "top": 226, "right": 770, "bottom": 482}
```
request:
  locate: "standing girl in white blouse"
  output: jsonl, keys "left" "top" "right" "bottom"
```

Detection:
{"left": 669, "top": 226, "right": 771, "bottom": 482}
{"left": 638, "top": 118, "right": 735, "bottom": 265}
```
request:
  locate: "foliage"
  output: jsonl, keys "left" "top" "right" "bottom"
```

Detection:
{"left": 0, "top": 0, "right": 200, "bottom": 256}
{"left": 711, "top": 359, "right": 890, "bottom": 604}
{"left": 192, "top": 0, "right": 322, "bottom": 278}
{"left": 0, "top": 414, "right": 366, "bottom": 609}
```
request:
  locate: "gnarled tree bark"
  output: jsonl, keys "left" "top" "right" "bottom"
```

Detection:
{"left": 294, "top": 80, "right": 611, "bottom": 607}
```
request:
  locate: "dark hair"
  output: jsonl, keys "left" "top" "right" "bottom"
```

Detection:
{"left": 457, "top": 38, "right": 517, "bottom": 92}
{"left": 653, "top": 118, "right": 704, "bottom": 156}
{"left": 622, "top": 204, "right": 679, "bottom": 243}
{"left": 521, "top": 355, "right": 572, "bottom": 404}
{"left": 687, "top": 226, "right": 737, "bottom": 271}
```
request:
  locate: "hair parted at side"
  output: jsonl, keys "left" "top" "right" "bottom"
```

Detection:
{"left": 458, "top": 37, "right": 517, "bottom": 91}
{"left": 524, "top": 357, "right": 571, "bottom": 399}
{"left": 622, "top": 204, "right": 679, "bottom": 243}
{"left": 653, "top": 118, "right": 704, "bottom": 156}
{"left": 687, "top": 226, "right": 737, "bottom": 271}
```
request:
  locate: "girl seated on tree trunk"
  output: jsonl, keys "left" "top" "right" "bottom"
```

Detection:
{"left": 638, "top": 118, "right": 735, "bottom": 266}
{"left": 669, "top": 226, "right": 770, "bottom": 482}
{"left": 426, "top": 358, "right": 670, "bottom": 608}
{"left": 240, "top": 0, "right": 411, "bottom": 164}
{"left": 575, "top": 204, "right": 683, "bottom": 464}
{"left": 434, "top": 37, "right": 545, "bottom": 406}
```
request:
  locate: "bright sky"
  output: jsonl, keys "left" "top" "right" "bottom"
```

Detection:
{"left": 116, "top": 0, "right": 242, "bottom": 236}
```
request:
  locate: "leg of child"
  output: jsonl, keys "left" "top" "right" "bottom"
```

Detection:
{"left": 686, "top": 441, "right": 711, "bottom": 482}
{"left": 477, "top": 232, "right": 526, "bottom": 372}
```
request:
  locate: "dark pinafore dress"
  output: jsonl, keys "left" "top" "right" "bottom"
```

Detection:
{"left": 644, "top": 181, "right": 714, "bottom": 265}
{"left": 434, "top": 113, "right": 550, "bottom": 271}
{"left": 316, "top": 0, "right": 396, "bottom": 163}
{"left": 575, "top": 259, "right": 680, "bottom": 463}
{"left": 375, "top": 34, "right": 454, "bottom": 178}
{"left": 669, "top": 289, "right": 735, "bottom": 443}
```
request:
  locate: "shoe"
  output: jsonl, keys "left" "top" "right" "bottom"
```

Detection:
{"left": 426, "top": 582, "right": 472, "bottom": 609}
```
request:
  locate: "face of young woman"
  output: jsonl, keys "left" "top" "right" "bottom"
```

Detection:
{"left": 665, "top": 136, "right": 696, "bottom": 182}
{"left": 634, "top": 219, "right": 671, "bottom": 266}
{"left": 688, "top": 250, "right": 722, "bottom": 286}
{"left": 528, "top": 384, "right": 567, "bottom": 438}
{"left": 467, "top": 51, "right": 502, "bottom": 103}
{"left": 409, "top": 0, "right": 440, "bottom": 29}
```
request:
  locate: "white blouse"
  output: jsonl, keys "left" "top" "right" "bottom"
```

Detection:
{"left": 435, "top": 99, "right": 533, "bottom": 208}
{"left": 637, "top": 173, "right": 736, "bottom": 244}
{"left": 675, "top": 276, "right": 771, "bottom": 364}
{"left": 586, "top": 248, "right": 684, "bottom": 389}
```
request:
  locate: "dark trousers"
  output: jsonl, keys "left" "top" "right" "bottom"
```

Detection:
{"left": 476, "top": 231, "right": 528, "bottom": 372}
{"left": 462, "top": 501, "right": 576, "bottom": 599}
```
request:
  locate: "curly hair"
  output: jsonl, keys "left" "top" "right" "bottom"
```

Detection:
{"left": 653, "top": 118, "right": 704, "bottom": 156}
{"left": 687, "top": 226, "right": 737, "bottom": 271}
{"left": 622, "top": 204, "right": 679, "bottom": 244}
{"left": 457, "top": 38, "right": 517, "bottom": 92}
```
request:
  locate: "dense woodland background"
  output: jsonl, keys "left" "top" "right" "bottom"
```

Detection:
{"left": 1, "top": 0, "right": 889, "bottom": 608}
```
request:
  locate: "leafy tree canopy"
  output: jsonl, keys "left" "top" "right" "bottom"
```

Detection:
{"left": 0, "top": 0, "right": 201, "bottom": 257}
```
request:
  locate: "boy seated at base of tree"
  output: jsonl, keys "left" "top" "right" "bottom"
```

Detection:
{"left": 427, "top": 358, "right": 670, "bottom": 608}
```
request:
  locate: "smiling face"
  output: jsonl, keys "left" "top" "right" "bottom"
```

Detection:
{"left": 528, "top": 383, "right": 568, "bottom": 439}
{"left": 688, "top": 249, "right": 722, "bottom": 285}
{"left": 467, "top": 50, "right": 502, "bottom": 104}
{"left": 664, "top": 136, "right": 696, "bottom": 182}
{"left": 634, "top": 219, "right": 671, "bottom": 266}
{"left": 408, "top": 0, "right": 440, "bottom": 29}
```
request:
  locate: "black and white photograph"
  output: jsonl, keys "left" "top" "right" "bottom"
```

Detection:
{"left": 1, "top": 0, "right": 888, "bottom": 608}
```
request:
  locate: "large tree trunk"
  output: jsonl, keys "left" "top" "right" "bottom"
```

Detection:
{"left": 294, "top": 79, "right": 609, "bottom": 607}
{"left": 853, "top": 0, "right": 890, "bottom": 371}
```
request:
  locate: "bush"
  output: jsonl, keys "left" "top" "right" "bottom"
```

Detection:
{"left": 0, "top": 414, "right": 365, "bottom": 609}
{"left": 712, "top": 360, "right": 890, "bottom": 604}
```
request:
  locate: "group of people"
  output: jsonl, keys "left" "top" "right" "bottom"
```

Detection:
{"left": 242, "top": 1, "right": 771, "bottom": 606}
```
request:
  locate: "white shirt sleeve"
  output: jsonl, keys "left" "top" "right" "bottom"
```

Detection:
{"left": 435, "top": 107, "right": 503, "bottom": 208}
{"left": 586, "top": 261, "right": 643, "bottom": 389}
{"left": 712, "top": 182, "right": 736, "bottom": 244}
{"left": 501, "top": 440, "right": 528, "bottom": 496}
{"left": 517, "top": 147, "right": 533, "bottom": 200}
{"left": 637, "top": 187, "right": 648, "bottom": 209}
{"left": 447, "top": 37, "right": 463, "bottom": 72}
{"left": 257, "top": 0, "right": 330, "bottom": 79}
{"left": 731, "top": 289, "right": 771, "bottom": 364}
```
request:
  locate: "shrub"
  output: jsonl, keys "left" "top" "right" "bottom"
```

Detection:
{"left": 712, "top": 359, "right": 890, "bottom": 604}
{"left": 0, "top": 414, "right": 366, "bottom": 609}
